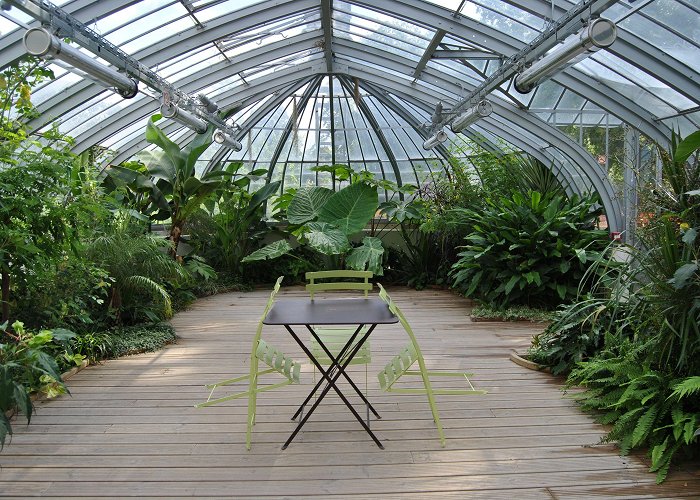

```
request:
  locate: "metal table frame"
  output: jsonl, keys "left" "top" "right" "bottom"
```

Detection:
{"left": 263, "top": 297, "right": 398, "bottom": 450}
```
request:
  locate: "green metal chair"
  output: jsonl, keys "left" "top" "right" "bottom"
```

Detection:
{"left": 195, "top": 276, "right": 302, "bottom": 450}
{"left": 304, "top": 270, "right": 376, "bottom": 422}
{"left": 376, "top": 283, "right": 487, "bottom": 447}
{"left": 305, "top": 270, "right": 373, "bottom": 366}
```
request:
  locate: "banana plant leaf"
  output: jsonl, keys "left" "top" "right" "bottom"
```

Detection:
{"left": 305, "top": 222, "right": 350, "bottom": 254}
{"left": 317, "top": 183, "right": 378, "bottom": 235}
{"left": 241, "top": 240, "right": 293, "bottom": 263}
{"left": 287, "top": 186, "right": 334, "bottom": 225}
{"left": 346, "top": 236, "right": 384, "bottom": 275}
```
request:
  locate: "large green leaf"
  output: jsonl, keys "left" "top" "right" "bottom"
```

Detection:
{"left": 105, "top": 165, "right": 169, "bottom": 212}
{"left": 183, "top": 124, "right": 214, "bottom": 176}
{"left": 242, "top": 240, "right": 293, "bottom": 262}
{"left": 246, "top": 181, "right": 281, "bottom": 219}
{"left": 287, "top": 187, "right": 334, "bottom": 224}
{"left": 145, "top": 118, "right": 181, "bottom": 166}
{"left": 346, "top": 237, "right": 384, "bottom": 275}
{"left": 137, "top": 150, "right": 176, "bottom": 184}
{"left": 318, "top": 183, "right": 378, "bottom": 234}
{"left": 674, "top": 130, "right": 700, "bottom": 165}
{"left": 305, "top": 222, "right": 350, "bottom": 254}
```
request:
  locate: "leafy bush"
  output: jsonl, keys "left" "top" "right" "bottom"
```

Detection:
{"left": 530, "top": 131, "right": 700, "bottom": 483}
{"left": 87, "top": 216, "right": 186, "bottom": 324}
{"left": 101, "top": 323, "right": 176, "bottom": 358}
{"left": 0, "top": 321, "right": 82, "bottom": 448}
{"left": 450, "top": 191, "right": 610, "bottom": 308}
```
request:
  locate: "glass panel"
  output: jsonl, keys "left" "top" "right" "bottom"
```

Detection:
{"left": 619, "top": 14, "right": 699, "bottom": 61}
{"left": 641, "top": 0, "right": 700, "bottom": 44}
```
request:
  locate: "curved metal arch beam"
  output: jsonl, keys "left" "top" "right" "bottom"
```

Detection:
{"left": 367, "top": 75, "right": 586, "bottom": 206}
{"left": 363, "top": 74, "right": 595, "bottom": 224}
{"left": 263, "top": 75, "right": 324, "bottom": 190}
{"left": 31, "top": 27, "right": 325, "bottom": 138}
{"left": 21, "top": 0, "right": 321, "bottom": 133}
{"left": 340, "top": 63, "right": 622, "bottom": 231}
{"left": 336, "top": 75, "right": 404, "bottom": 188}
{"left": 68, "top": 31, "right": 325, "bottom": 152}
{"left": 205, "top": 77, "right": 316, "bottom": 173}
{"left": 332, "top": 40, "right": 670, "bottom": 149}
{"left": 107, "top": 63, "right": 327, "bottom": 166}
{"left": 331, "top": 26, "right": 669, "bottom": 146}
{"left": 19, "top": 0, "right": 673, "bottom": 154}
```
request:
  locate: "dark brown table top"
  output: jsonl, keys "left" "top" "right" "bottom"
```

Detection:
{"left": 263, "top": 297, "right": 398, "bottom": 326}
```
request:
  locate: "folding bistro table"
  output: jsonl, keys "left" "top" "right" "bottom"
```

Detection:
{"left": 263, "top": 297, "right": 398, "bottom": 449}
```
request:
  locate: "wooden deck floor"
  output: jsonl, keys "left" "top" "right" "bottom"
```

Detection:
{"left": 1, "top": 286, "right": 698, "bottom": 498}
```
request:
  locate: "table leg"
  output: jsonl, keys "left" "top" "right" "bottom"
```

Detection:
{"left": 282, "top": 325, "right": 384, "bottom": 450}
{"left": 289, "top": 324, "right": 381, "bottom": 422}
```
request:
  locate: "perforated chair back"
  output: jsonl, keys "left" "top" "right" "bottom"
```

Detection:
{"left": 305, "top": 270, "right": 374, "bottom": 366}
{"left": 305, "top": 270, "right": 373, "bottom": 300}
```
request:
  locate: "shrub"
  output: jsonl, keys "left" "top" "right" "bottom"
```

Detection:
{"left": 0, "top": 321, "right": 82, "bottom": 448}
{"left": 102, "top": 323, "right": 176, "bottom": 358}
{"left": 450, "top": 191, "right": 610, "bottom": 308}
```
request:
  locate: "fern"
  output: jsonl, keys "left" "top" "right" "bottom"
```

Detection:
{"left": 670, "top": 376, "right": 700, "bottom": 400}
{"left": 632, "top": 405, "right": 659, "bottom": 447}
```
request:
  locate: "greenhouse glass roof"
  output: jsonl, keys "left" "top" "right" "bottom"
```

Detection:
{"left": 1, "top": 0, "right": 699, "bottom": 231}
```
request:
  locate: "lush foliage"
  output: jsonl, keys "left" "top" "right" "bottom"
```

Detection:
{"left": 105, "top": 117, "right": 219, "bottom": 258}
{"left": 243, "top": 167, "right": 385, "bottom": 275}
{"left": 528, "top": 130, "right": 700, "bottom": 482}
{"left": 567, "top": 342, "right": 699, "bottom": 483}
{"left": 470, "top": 304, "right": 556, "bottom": 323}
{"left": 87, "top": 216, "right": 186, "bottom": 323}
{"left": 451, "top": 191, "right": 610, "bottom": 308}
{"left": 0, "top": 321, "right": 83, "bottom": 448}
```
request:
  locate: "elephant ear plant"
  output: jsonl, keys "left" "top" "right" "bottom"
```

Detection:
{"left": 106, "top": 117, "right": 220, "bottom": 258}
{"left": 243, "top": 181, "right": 383, "bottom": 275}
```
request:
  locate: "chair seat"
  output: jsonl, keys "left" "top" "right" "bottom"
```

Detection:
{"left": 310, "top": 327, "right": 371, "bottom": 365}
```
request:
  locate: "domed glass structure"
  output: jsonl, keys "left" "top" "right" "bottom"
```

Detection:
{"left": 1, "top": 0, "right": 699, "bottom": 234}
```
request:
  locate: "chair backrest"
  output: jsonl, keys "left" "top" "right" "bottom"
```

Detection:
{"left": 253, "top": 276, "right": 284, "bottom": 344}
{"left": 305, "top": 270, "right": 373, "bottom": 299}
{"left": 377, "top": 283, "right": 425, "bottom": 360}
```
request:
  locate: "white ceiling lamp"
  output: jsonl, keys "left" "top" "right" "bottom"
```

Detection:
{"left": 213, "top": 129, "right": 242, "bottom": 151}
{"left": 160, "top": 102, "right": 208, "bottom": 134}
{"left": 450, "top": 100, "right": 492, "bottom": 133}
{"left": 514, "top": 18, "right": 617, "bottom": 94}
{"left": 422, "top": 130, "right": 447, "bottom": 150}
{"left": 23, "top": 27, "right": 138, "bottom": 98}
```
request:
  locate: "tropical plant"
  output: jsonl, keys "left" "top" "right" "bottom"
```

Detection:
{"left": 105, "top": 117, "right": 220, "bottom": 258}
{"left": 0, "top": 321, "right": 79, "bottom": 449}
{"left": 243, "top": 179, "right": 383, "bottom": 274}
{"left": 86, "top": 214, "right": 186, "bottom": 323}
{"left": 186, "top": 161, "right": 281, "bottom": 277}
{"left": 450, "top": 191, "right": 609, "bottom": 308}
{"left": 527, "top": 130, "right": 700, "bottom": 483}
